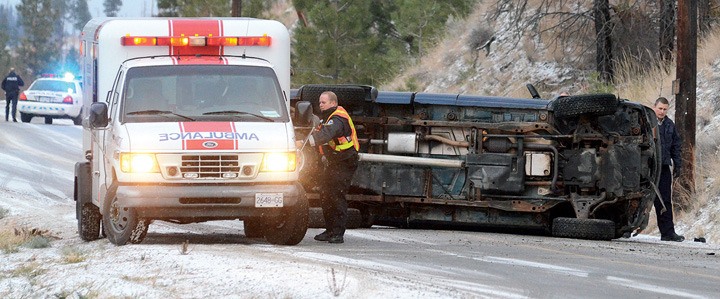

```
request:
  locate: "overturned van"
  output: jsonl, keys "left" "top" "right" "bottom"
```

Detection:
{"left": 293, "top": 85, "right": 660, "bottom": 240}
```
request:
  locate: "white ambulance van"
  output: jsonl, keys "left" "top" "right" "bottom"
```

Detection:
{"left": 74, "top": 18, "right": 314, "bottom": 245}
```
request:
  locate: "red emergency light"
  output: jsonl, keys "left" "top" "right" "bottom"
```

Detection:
{"left": 121, "top": 35, "right": 271, "bottom": 47}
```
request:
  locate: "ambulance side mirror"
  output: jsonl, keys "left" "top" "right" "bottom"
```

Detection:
{"left": 89, "top": 102, "right": 109, "bottom": 128}
{"left": 295, "top": 101, "right": 314, "bottom": 127}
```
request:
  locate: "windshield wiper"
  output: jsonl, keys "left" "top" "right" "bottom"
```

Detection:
{"left": 126, "top": 110, "right": 195, "bottom": 121}
{"left": 202, "top": 110, "right": 274, "bottom": 122}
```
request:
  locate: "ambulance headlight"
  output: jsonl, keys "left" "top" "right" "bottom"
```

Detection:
{"left": 261, "top": 152, "right": 296, "bottom": 172}
{"left": 120, "top": 153, "right": 160, "bottom": 173}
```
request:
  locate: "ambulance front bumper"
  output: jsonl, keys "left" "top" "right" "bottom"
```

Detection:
{"left": 115, "top": 182, "right": 304, "bottom": 219}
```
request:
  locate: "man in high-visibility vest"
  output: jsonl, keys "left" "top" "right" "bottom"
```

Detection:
{"left": 296, "top": 91, "right": 359, "bottom": 244}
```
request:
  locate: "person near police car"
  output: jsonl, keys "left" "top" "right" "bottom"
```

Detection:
{"left": 653, "top": 96, "right": 684, "bottom": 242}
{"left": 295, "top": 91, "right": 359, "bottom": 244}
{"left": 1, "top": 67, "right": 25, "bottom": 122}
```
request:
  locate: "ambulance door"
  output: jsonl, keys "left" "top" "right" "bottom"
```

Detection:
{"left": 93, "top": 69, "right": 123, "bottom": 206}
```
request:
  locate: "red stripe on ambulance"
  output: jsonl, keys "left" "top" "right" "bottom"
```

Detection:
{"left": 169, "top": 19, "right": 223, "bottom": 56}
{"left": 179, "top": 122, "right": 237, "bottom": 150}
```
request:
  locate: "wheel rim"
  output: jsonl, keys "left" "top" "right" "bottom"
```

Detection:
{"left": 108, "top": 198, "right": 131, "bottom": 233}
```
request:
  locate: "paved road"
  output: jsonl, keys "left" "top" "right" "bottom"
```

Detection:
{"left": 1, "top": 116, "right": 719, "bottom": 298}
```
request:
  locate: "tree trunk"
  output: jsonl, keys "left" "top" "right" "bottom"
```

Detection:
{"left": 659, "top": 0, "right": 675, "bottom": 63}
{"left": 231, "top": 0, "right": 242, "bottom": 17}
{"left": 594, "top": 0, "right": 613, "bottom": 83}
{"left": 675, "top": 0, "right": 697, "bottom": 202}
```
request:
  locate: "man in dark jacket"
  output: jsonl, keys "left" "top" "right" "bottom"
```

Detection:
{"left": 1, "top": 68, "right": 25, "bottom": 122}
{"left": 653, "top": 97, "right": 684, "bottom": 242}
{"left": 296, "top": 91, "right": 359, "bottom": 244}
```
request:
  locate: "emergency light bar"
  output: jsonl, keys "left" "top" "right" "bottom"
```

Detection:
{"left": 121, "top": 34, "right": 271, "bottom": 47}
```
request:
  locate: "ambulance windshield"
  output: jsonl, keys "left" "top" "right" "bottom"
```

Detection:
{"left": 122, "top": 65, "right": 288, "bottom": 123}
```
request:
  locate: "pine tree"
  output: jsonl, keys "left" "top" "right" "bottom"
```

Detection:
{"left": 16, "top": 0, "right": 63, "bottom": 76}
{"left": 103, "top": 0, "right": 122, "bottom": 17}
{"left": 73, "top": 0, "right": 92, "bottom": 31}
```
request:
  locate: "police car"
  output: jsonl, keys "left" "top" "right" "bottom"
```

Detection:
{"left": 18, "top": 74, "right": 83, "bottom": 125}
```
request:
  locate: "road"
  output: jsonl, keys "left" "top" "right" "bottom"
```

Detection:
{"left": 1, "top": 116, "right": 719, "bottom": 298}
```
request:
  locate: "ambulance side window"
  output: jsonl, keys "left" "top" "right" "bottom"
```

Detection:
{"left": 108, "top": 70, "right": 124, "bottom": 121}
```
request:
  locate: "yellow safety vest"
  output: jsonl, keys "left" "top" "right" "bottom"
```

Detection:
{"left": 321, "top": 106, "right": 359, "bottom": 152}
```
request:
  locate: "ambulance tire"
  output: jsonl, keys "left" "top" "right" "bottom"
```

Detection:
{"left": 44, "top": 117, "right": 53, "bottom": 124}
{"left": 75, "top": 162, "right": 101, "bottom": 241}
{"left": 20, "top": 113, "right": 32, "bottom": 123}
{"left": 102, "top": 182, "right": 149, "bottom": 245}
{"left": 264, "top": 196, "right": 309, "bottom": 245}
{"left": 243, "top": 219, "right": 266, "bottom": 238}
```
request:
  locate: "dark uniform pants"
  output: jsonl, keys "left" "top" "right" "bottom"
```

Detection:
{"left": 320, "top": 155, "right": 358, "bottom": 237}
{"left": 654, "top": 165, "right": 676, "bottom": 237}
{"left": 5, "top": 92, "right": 18, "bottom": 121}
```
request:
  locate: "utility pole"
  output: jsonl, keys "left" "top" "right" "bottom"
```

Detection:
{"left": 231, "top": 0, "right": 242, "bottom": 17}
{"left": 674, "top": 0, "right": 696, "bottom": 194}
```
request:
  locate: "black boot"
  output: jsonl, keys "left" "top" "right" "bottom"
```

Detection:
{"left": 314, "top": 231, "right": 332, "bottom": 241}
{"left": 328, "top": 235, "right": 344, "bottom": 244}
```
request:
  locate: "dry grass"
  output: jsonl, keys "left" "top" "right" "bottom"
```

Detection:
{"left": 11, "top": 261, "right": 46, "bottom": 278}
{"left": 613, "top": 54, "right": 675, "bottom": 105}
{"left": 61, "top": 246, "right": 87, "bottom": 264}
{"left": 1, "top": 225, "right": 55, "bottom": 253}
{"left": 0, "top": 229, "right": 26, "bottom": 254}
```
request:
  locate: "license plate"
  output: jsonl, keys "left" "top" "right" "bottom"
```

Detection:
{"left": 38, "top": 96, "right": 55, "bottom": 103}
{"left": 255, "top": 193, "right": 283, "bottom": 208}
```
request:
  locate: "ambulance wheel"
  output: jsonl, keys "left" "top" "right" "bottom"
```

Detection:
{"left": 20, "top": 113, "right": 32, "bottom": 123}
{"left": 102, "top": 183, "right": 148, "bottom": 245}
{"left": 243, "top": 218, "right": 266, "bottom": 238}
{"left": 75, "top": 162, "right": 101, "bottom": 241}
{"left": 44, "top": 117, "right": 53, "bottom": 124}
{"left": 264, "top": 196, "right": 309, "bottom": 245}
{"left": 79, "top": 204, "right": 102, "bottom": 241}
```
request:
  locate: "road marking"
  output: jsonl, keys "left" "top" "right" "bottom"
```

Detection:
{"left": 345, "top": 230, "right": 439, "bottom": 245}
{"left": 474, "top": 256, "right": 589, "bottom": 277}
{"left": 607, "top": 276, "right": 707, "bottom": 299}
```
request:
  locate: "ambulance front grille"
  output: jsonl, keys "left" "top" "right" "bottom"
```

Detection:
{"left": 180, "top": 155, "right": 240, "bottom": 179}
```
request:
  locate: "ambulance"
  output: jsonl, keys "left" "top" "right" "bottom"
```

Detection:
{"left": 73, "top": 18, "right": 313, "bottom": 245}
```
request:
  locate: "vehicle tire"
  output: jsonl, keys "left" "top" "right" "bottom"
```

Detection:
{"left": 44, "top": 117, "right": 53, "bottom": 124}
{"left": 75, "top": 163, "right": 101, "bottom": 241}
{"left": 552, "top": 217, "right": 615, "bottom": 241}
{"left": 347, "top": 208, "right": 362, "bottom": 229}
{"left": 358, "top": 207, "right": 376, "bottom": 228}
{"left": 20, "top": 113, "right": 32, "bottom": 123}
{"left": 264, "top": 196, "right": 309, "bottom": 245}
{"left": 243, "top": 219, "right": 266, "bottom": 238}
{"left": 308, "top": 207, "right": 325, "bottom": 229}
{"left": 552, "top": 94, "right": 619, "bottom": 119}
{"left": 102, "top": 183, "right": 149, "bottom": 245}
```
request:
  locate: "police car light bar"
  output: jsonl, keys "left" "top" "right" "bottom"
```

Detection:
{"left": 121, "top": 34, "right": 271, "bottom": 47}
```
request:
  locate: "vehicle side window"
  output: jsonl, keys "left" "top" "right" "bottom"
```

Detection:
{"left": 108, "top": 69, "right": 124, "bottom": 120}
